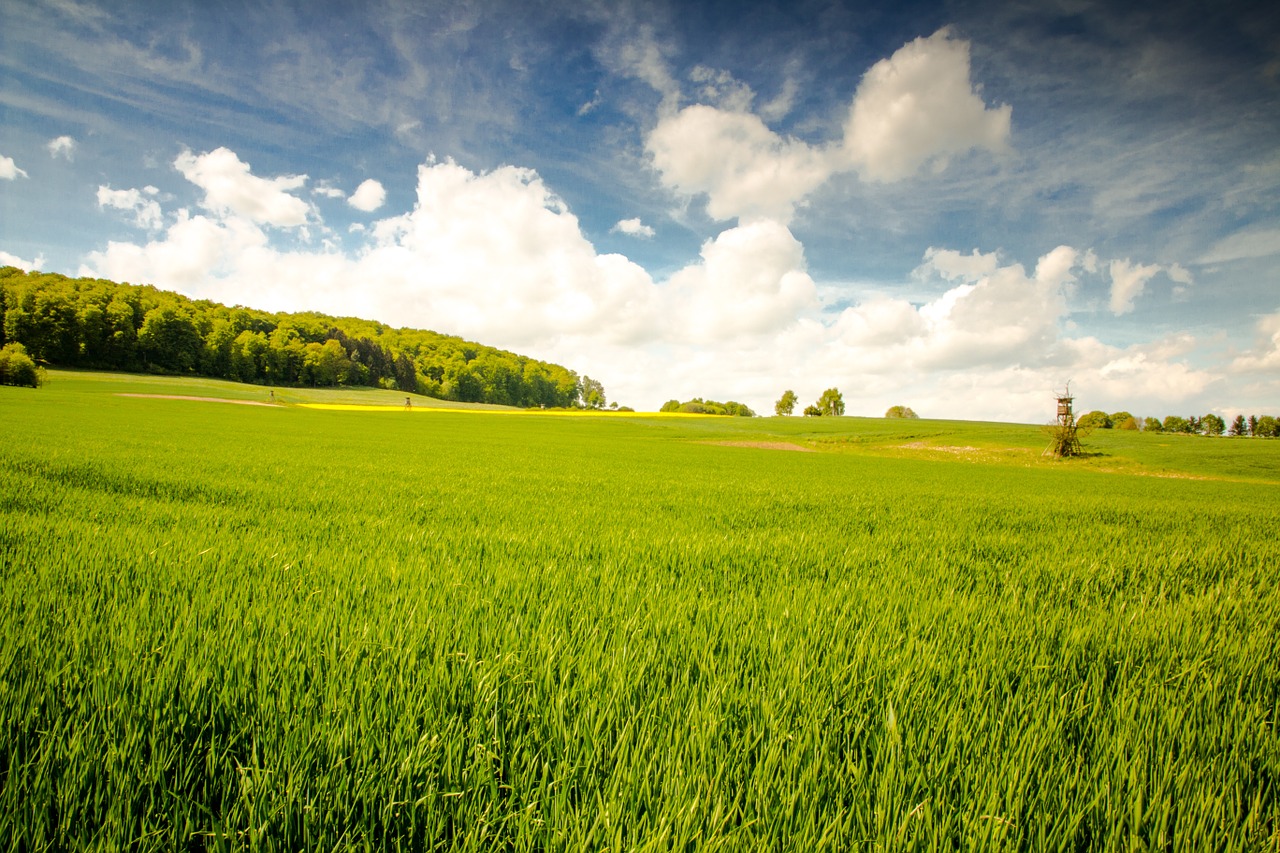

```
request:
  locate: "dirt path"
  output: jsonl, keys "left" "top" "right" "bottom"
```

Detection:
{"left": 710, "top": 440, "right": 815, "bottom": 452}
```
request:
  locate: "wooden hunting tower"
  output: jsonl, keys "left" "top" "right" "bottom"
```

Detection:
{"left": 1045, "top": 385, "right": 1084, "bottom": 457}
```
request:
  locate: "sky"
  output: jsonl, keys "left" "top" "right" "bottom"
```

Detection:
{"left": 2, "top": 0, "right": 1278, "bottom": 421}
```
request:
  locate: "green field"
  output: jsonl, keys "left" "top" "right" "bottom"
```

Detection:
{"left": 2, "top": 371, "right": 1278, "bottom": 850}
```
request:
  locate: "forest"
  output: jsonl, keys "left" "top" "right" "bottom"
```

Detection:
{"left": 0, "top": 267, "right": 585, "bottom": 407}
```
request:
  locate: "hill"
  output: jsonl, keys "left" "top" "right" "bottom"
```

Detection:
{"left": 0, "top": 266, "right": 584, "bottom": 407}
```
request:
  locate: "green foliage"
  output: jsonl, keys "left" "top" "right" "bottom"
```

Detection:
{"left": 1230, "top": 415, "right": 1248, "bottom": 437}
{"left": 1201, "top": 413, "right": 1226, "bottom": 436}
{"left": 2, "top": 375, "right": 1279, "bottom": 848}
{"left": 1077, "top": 410, "right": 1112, "bottom": 430}
{"left": 1163, "top": 415, "right": 1191, "bottom": 434}
{"left": 580, "top": 375, "right": 606, "bottom": 409}
{"left": 0, "top": 267, "right": 580, "bottom": 407}
{"left": 138, "top": 304, "right": 203, "bottom": 372}
{"left": 0, "top": 342, "right": 39, "bottom": 387}
{"left": 1142, "top": 416, "right": 1164, "bottom": 433}
{"left": 774, "top": 389, "right": 797, "bottom": 416}
{"left": 816, "top": 387, "right": 844, "bottom": 417}
{"left": 1115, "top": 415, "right": 1140, "bottom": 430}
{"left": 660, "top": 399, "right": 681, "bottom": 413}
{"left": 670, "top": 397, "right": 755, "bottom": 417}
{"left": 803, "top": 403, "right": 823, "bottom": 417}
{"left": 1109, "top": 410, "right": 1133, "bottom": 427}
{"left": 884, "top": 404, "right": 918, "bottom": 419}
{"left": 1257, "top": 415, "right": 1279, "bottom": 438}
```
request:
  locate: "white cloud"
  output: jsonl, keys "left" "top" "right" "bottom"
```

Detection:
{"left": 645, "top": 30, "right": 1011, "bottom": 224}
{"left": 348, "top": 178, "right": 386, "bottom": 212}
{"left": 1198, "top": 227, "right": 1280, "bottom": 265}
{"left": 689, "top": 66, "right": 755, "bottom": 113}
{"left": 313, "top": 183, "right": 347, "bottom": 199}
{"left": 0, "top": 250, "right": 44, "bottom": 270}
{"left": 87, "top": 157, "right": 660, "bottom": 348}
{"left": 85, "top": 209, "right": 269, "bottom": 292}
{"left": 47, "top": 136, "right": 76, "bottom": 160}
{"left": 577, "top": 90, "right": 603, "bottom": 116}
{"left": 612, "top": 218, "right": 655, "bottom": 238}
{"left": 666, "top": 220, "right": 817, "bottom": 338}
{"left": 594, "top": 20, "right": 681, "bottom": 111}
{"left": 918, "top": 247, "right": 1001, "bottom": 281}
{"left": 1107, "top": 258, "right": 1162, "bottom": 315}
{"left": 759, "top": 74, "right": 799, "bottom": 124}
{"left": 1231, "top": 311, "right": 1280, "bottom": 373}
{"left": 174, "top": 147, "right": 310, "bottom": 227}
{"left": 647, "top": 105, "right": 833, "bottom": 223}
{"left": 842, "top": 28, "right": 1012, "bottom": 182}
{"left": 0, "top": 154, "right": 28, "bottom": 180}
{"left": 97, "top": 185, "right": 164, "bottom": 231}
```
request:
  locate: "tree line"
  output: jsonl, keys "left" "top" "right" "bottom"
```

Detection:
{"left": 0, "top": 267, "right": 593, "bottom": 408}
{"left": 1078, "top": 409, "right": 1279, "bottom": 438}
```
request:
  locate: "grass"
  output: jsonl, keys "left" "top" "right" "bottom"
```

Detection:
{"left": 1, "top": 371, "right": 1278, "bottom": 850}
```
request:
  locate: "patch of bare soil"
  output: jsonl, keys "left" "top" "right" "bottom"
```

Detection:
{"left": 897, "top": 441, "right": 983, "bottom": 454}
{"left": 711, "top": 441, "right": 815, "bottom": 452}
{"left": 116, "top": 393, "right": 278, "bottom": 407}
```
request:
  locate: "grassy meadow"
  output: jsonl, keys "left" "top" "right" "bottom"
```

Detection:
{"left": 2, "top": 371, "right": 1278, "bottom": 850}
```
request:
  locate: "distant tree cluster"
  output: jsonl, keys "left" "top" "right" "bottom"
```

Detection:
{"left": 0, "top": 267, "right": 589, "bottom": 407}
{"left": 661, "top": 397, "right": 755, "bottom": 417}
{"left": 774, "top": 388, "right": 846, "bottom": 417}
{"left": 799, "top": 388, "right": 844, "bottom": 417}
{"left": 884, "top": 405, "right": 918, "bottom": 419}
{"left": 1076, "top": 407, "right": 1278, "bottom": 437}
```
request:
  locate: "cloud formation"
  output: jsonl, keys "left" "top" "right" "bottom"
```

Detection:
{"left": 646, "top": 29, "right": 1011, "bottom": 223}
{"left": 1198, "top": 227, "right": 1280, "bottom": 265}
{"left": 648, "top": 105, "right": 833, "bottom": 223}
{"left": 97, "top": 185, "right": 163, "bottom": 231}
{"left": 612, "top": 218, "right": 655, "bottom": 238}
{"left": 174, "top": 147, "right": 311, "bottom": 227}
{"left": 0, "top": 154, "right": 28, "bottom": 180}
{"left": 348, "top": 179, "right": 386, "bottom": 212}
{"left": 1108, "top": 259, "right": 1161, "bottom": 315}
{"left": 47, "top": 136, "right": 76, "bottom": 160}
{"left": 0, "top": 250, "right": 43, "bottom": 270}
{"left": 842, "top": 29, "right": 1011, "bottom": 181}
{"left": 666, "top": 220, "right": 817, "bottom": 338}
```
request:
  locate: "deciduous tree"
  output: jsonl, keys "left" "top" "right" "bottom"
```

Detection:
{"left": 816, "top": 388, "right": 844, "bottom": 417}
{"left": 1201, "top": 414, "right": 1225, "bottom": 436}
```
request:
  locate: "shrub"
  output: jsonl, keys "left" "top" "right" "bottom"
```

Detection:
{"left": 1077, "top": 410, "right": 1111, "bottom": 430}
{"left": 0, "top": 342, "right": 39, "bottom": 387}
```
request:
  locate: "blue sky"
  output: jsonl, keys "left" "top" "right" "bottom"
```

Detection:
{"left": 2, "top": 0, "right": 1278, "bottom": 420}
